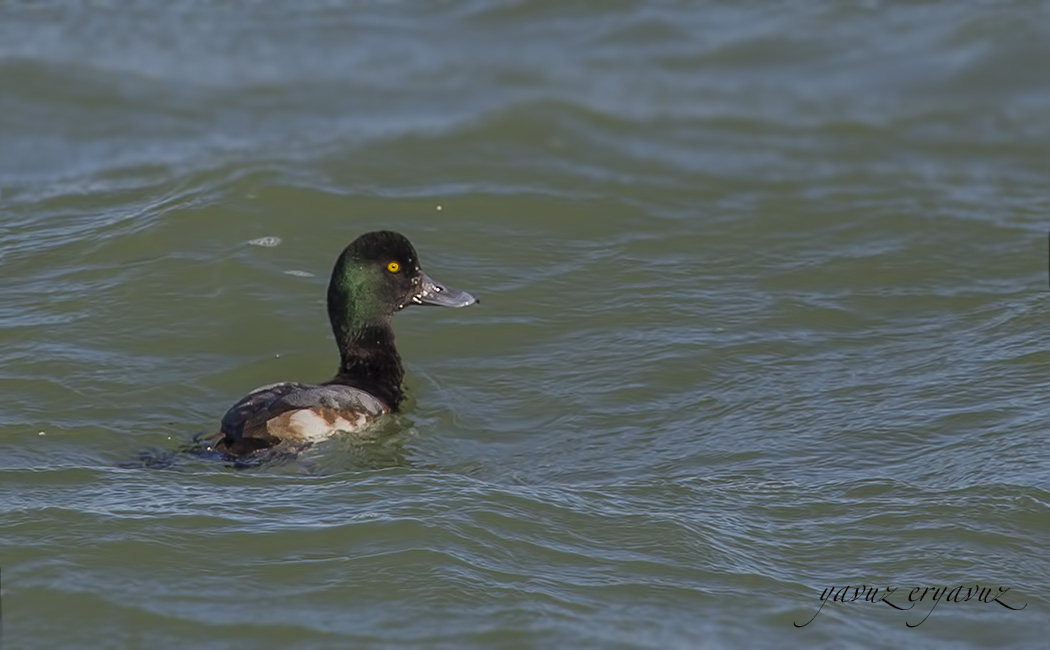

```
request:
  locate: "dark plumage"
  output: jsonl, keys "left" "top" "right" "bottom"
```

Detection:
{"left": 206, "top": 231, "right": 477, "bottom": 458}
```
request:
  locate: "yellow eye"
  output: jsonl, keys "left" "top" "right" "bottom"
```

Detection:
{"left": 387, "top": 261, "right": 401, "bottom": 273}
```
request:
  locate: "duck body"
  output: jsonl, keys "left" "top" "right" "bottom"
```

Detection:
{"left": 212, "top": 382, "right": 389, "bottom": 456}
{"left": 208, "top": 230, "right": 477, "bottom": 459}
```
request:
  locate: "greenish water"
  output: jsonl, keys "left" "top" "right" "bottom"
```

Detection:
{"left": 1, "top": 2, "right": 1048, "bottom": 648}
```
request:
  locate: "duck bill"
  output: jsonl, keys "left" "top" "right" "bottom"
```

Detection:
{"left": 411, "top": 272, "right": 478, "bottom": 308}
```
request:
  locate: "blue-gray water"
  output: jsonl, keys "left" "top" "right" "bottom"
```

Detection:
{"left": 1, "top": 2, "right": 1048, "bottom": 648}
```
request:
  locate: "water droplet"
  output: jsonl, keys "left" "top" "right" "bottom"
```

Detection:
{"left": 248, "top": 236, "right": 282, "bottom": 247}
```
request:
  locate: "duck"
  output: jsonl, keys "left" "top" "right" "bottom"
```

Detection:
{"left": 205, "top": 230, "right": 477, "bottom": 458}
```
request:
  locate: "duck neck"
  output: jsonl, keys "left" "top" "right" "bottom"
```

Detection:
{"left": 329, "top": 321, "right": 405, "bottom": 410}
{"left": 326, "top": 271, "right": 405, "bottom": 410}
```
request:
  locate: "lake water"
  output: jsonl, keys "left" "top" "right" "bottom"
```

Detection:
{"left": 1, "top": 2, "right": 1048, "bottom": 648}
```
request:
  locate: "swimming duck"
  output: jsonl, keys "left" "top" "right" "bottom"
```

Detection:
{"left": 208, "top": 230, "right": 477, "bottom": 458}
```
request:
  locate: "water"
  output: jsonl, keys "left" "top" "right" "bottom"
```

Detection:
{"left": 1, "top": 1, "right": 1048, "bottom": 648}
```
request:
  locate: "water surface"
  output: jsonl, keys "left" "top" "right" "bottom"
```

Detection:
{"left": 1, "top": 2, "right": 1048, "bottom": 648}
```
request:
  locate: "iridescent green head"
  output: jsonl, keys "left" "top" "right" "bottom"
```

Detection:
{"left": 327, "top": 230, "right": 477, "bottom": 340}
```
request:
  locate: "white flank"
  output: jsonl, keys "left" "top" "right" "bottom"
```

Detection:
{"left": 287, "top": 410, "right": 367, "bottom": 442}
